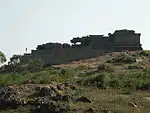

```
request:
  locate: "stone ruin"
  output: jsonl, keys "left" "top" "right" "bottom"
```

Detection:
{"left": 20, "top": 29, "right": 142, "bottom": 65}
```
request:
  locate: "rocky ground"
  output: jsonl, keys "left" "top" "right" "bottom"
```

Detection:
{"left": 0, "top": 83, "right": 94, "bottom": 113}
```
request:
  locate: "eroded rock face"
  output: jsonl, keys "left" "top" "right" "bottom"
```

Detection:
{"left": 34, "top": 85, "right": 75, "bottom": 102}
{"left": 38, "top": 87, "right": 56, "bottom": 97}
{"left": 31, "top": 98, "right": 70, "bottom": 113}
{"left": 0, "top": 83, "right": 91, "bottom": 113}
{"left": 57, "top": 82, "right": 76, "bottom": 91}
{"left": 0, "top": 87, "right": 24, "bottom": 109}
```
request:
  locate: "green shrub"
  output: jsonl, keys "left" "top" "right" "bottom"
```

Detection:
{"left": 109, "top": 53, "right": 136, "bottom": 64}
{"left": 97, "top": 64, "right": 114, "bottom": 72}
{"left": 123, "top": 79, "right": 136, "bottom": 91}
{"left": 79, "top": 73, "right": 110, "bottom": 89}
{"left": 78, "top": 69, "right": 150, "bottom": 91}
{"left": 137, "top": 50, "right": 150, "bottom": 57}
{"left": 135, "top": 80, "right": 150, "bottom": 90}
{"left": 106, "top": 60, "right": 112, "bottom": 63}
{"left": 93, "top": 73, "right": 110, "bottom": 89}
{"left": 109, "top": 77, "right": 122, "bottom": 88}
{"left": 0, "top": 67, "right": 76, "bottom": 86}
{"left": 28, "top": 59, "right": 43, "bottom": 72}
{"left": 59, "top": 68, "right": 67, "bottom": 75}
{"left": 127, "top": 65, "right": 143, "bottom": 70}
{"left": 0, "top": 51, "right": 7, "bottom": 64}
{"left": 121, "top": 89, "right": 133, "bottom": 95}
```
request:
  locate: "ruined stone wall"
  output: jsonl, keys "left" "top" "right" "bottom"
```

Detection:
{"left": 21, "top": 29, "right": 142, "bottom": 65}
{"left": 23, "top": 47, "right": 107, "bottom": 65}
{"left": 90, "top": 36, "right": 112, "bottom": 49}
{"left": 113, "top": 34, "right": 141, "bottom": 46}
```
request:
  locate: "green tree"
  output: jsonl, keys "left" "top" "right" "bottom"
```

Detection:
{"left": 0, "top": 51, "right": 6, "bottom": 64}
{"left": 9, "top": 54, "right": 21, "bottom": 65}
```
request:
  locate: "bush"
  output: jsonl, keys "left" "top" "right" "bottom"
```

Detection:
{"left": 28, "top": 59, "right": 43, "bottom": 72}
{"left": 109, "top": 77, "right": 122, "bottom": 88}
{"left": 79, "top": 73, "right": 110, "bottom": 89}
{"left": 106, "top": 60, "right": 112, "bottom": 63}
{"left": 0, "top": 51, "right": 7, "bottom": 64}
{"left": 137, "top": 51, "right": 150, "bottom": 57}
{"left": 10, "top": 54, "right": 21, "bottom": 65}
{"left": 123, "top": 79, "right": 136, "bottom": 91}
{"left": 121, "top": 89, "right": 133, "bottom": 95}
{"left": 135, "top": 80, "right": 150, "bottom": 90}
{"left": 97, "top": 64, "right": 114, "bottom": 72}
{"left": 92, "top": 74, "right": 110, "bottom": 89}
{"left": 127, "top": 65, "right": 144, "bottom": 70}
{"left": 0, "top": 67, "right": 76, "bottom": 86}
{"left": 78, "top": 69, "right": 150, "bottom": 91}
{"left": 108, "top": 53, "right": 136, "bottom": 64}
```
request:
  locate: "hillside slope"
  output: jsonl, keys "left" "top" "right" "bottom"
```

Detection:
{"left": 0, "top": 51, "right": 150, "bottom": 113}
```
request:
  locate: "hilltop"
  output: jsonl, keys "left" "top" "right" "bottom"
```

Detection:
{"left": 0, "top": 50, "right": 150, "bottom": 113}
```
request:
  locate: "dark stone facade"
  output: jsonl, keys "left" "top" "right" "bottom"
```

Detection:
{"left": 70, "top": 29, "right": 142, "bottom": 51}
{"left": 21, "top": 29, "right": 142, "bottom": 65}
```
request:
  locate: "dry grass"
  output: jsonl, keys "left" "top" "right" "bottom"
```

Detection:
{"left": 70, "top": 87, "right": 150, "bottom": 113}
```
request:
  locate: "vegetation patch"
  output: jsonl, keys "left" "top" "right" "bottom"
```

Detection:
{"left": 1, "top": 51, "right": 150, "bottom": 113}
{"left": 127, "top": 64, "right": 144, "bottom": 70}
{"left": 97, "top": 63, "right": 114, "bottom": 72}
{"left": 108, "top": 53, "right": 136, "bottom": 64}
{"left": 0, "top": 68, "right": 76, "bottom": 86}
{"left": 77, "top": 69, "right": 150, "bottom": 91}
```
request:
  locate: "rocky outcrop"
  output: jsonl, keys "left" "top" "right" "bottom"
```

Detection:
{"left": 0, "top": 83, "right": 91, "bottom": 113}
{"left": 31, "top": 98, "right": 70, "bottom": 113}
{"left": 0, "top": 87, "right": 26, "bottom": 109}
{"left": 57, "top": 82, "right": 76, "bottom": 91}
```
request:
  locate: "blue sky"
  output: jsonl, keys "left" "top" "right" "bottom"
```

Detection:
{"left": 0, "top": 0, "right": 150, "bottom": 59}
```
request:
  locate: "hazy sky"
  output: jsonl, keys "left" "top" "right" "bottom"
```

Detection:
{"left": 0, "top": 0, "right": 150, "bottom": 59}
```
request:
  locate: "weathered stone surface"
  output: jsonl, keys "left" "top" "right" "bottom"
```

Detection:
{"left": 0, "top": 87, "right": 23, "bottom": 109}
{"left": 31, "top": 97, "right": 70, "bottom": 113}
{"left": 57, "top": 82, "right": 76, "bottom": 91}
{"left": 18, "top": 29, "right": 142, "bottom": 67}
{"left": 63, "top": 82, "right": 76, "bottom": 90}
{"left": 38, "top": 87, "right": 56, "bottom": 97}
{"left": 86, "top": 108, "right": 95, "bottom": 113}
{"left": 34, "top": 85, "right": 61, "bottom": 98}
{"left": 0, "top": 83, "right": 94, "bottom": 112}
{"left": 62, "top": 94, "right": 74, "bottom": 102}
{"left": 57, "top": 83, "right": 65, "bottom": 90}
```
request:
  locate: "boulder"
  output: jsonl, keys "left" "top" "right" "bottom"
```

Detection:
{"left": 31, "top": 97, "right": 70, "bottom": 113}
{"left": 62, "top": 94, "right": 74, "bottom": 102}
{"left": 0, "top": 87, "right": 21, "bottom": 109}
{"left": 37, "top": 87, "right": 56, "bottom": 97}
{"left": 57, "top": 82, "right": 76, "bottom": 91}
{"left": 57, "top": 84, "right": 65, "bottom": 90}
{"left": 86, "top": 108, "right": 95, "bottom": 113}
{"left": 76, "top": 96, "right": 92, "bottom": 103}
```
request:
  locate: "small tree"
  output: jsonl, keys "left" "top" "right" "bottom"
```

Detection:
{"left": 9, "top": 54, "right": 21, "bottom": 65}
{"left": 0, "top": 51, "right": 6, "bottom": 64}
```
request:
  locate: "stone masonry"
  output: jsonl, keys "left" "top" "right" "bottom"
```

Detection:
{"left": 20, "top": 29, "right": 142, "bottom": 65}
